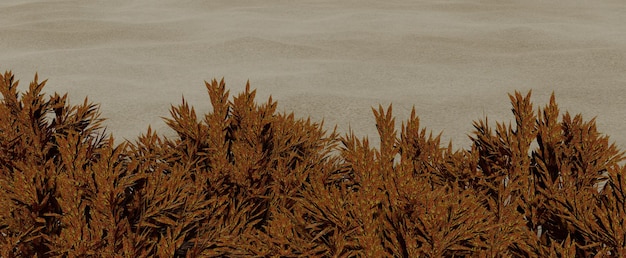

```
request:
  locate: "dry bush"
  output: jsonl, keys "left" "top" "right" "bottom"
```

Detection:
{"left": 0, "top": 71, "right": 113, "bottom": 257}
{"left": 2, "top": 71, "right": 626, "bottom": 257}
{"left": 470, "top": 91, "right": 625, "bottom": 257}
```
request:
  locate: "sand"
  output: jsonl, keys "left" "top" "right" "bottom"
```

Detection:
{"left": 1, "top": 0, "right": 625, "bottom": 150}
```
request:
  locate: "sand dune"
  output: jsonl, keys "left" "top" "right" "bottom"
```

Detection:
{"left": 1, "top": 0, "right": 625, "bottom": 149}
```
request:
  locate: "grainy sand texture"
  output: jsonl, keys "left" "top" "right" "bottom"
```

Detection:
{"left": 1, "top": 0, "right": 625, "bottom": 149}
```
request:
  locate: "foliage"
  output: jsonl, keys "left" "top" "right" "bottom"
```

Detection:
{"left": 1, "top": 71, "right": 625, "bottom": 257}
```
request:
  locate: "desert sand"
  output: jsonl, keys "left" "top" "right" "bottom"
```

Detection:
{"left": 1, "top": 0, "right": 625, "bottom": 150}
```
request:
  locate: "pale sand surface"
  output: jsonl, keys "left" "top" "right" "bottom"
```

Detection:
{"left": 1, "top": 0, "right": 625, "bottom": 150}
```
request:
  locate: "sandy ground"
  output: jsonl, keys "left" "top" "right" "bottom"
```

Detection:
{"left": 1, "top": 0, "right": 625, "bottom": 150}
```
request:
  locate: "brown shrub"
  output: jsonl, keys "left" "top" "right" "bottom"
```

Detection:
{"left": 1, "top": 71, "right": 625, "bottom": 257}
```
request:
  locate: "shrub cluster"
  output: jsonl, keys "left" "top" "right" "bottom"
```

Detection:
{"left": 1, "top": 71, "right": 625, "bottom": 257}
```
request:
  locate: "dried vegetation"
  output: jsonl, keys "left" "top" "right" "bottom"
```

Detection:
{"left": 1, "top": 71, "right": 625, "bottom": 257}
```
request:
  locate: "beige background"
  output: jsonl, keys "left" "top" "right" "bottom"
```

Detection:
{"left": 1, "top": 0, "right": 625, "bottom": 150}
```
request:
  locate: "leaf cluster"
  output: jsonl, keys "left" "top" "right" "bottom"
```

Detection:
{"left": 1, "top": 71, "right": 625, "bottom": 257}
